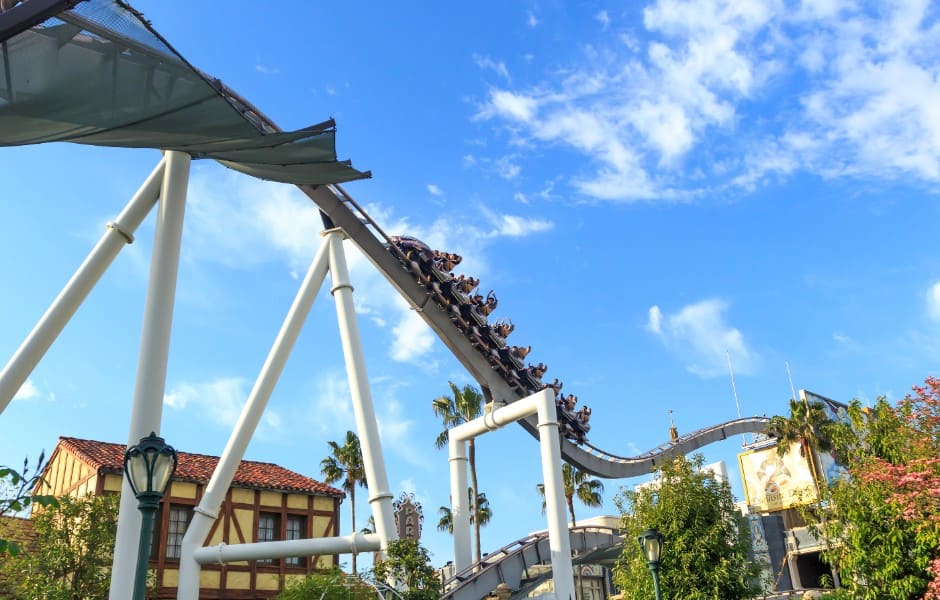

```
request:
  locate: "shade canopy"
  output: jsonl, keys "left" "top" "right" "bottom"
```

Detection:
{"left": 0, "top": 0, "right": 369, "bottom": 185}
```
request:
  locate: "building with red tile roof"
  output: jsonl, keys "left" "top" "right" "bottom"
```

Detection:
{"left": 37, "top": 436, "right": 345, "bottom": 599}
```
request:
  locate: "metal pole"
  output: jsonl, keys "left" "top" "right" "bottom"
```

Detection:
{"left": 448, "top": 436, "right": 471, "bottom": 572}
{"left": 110, "top": 150, "right": 190, "bottom": 600}
{"left": 134, "top": 498, "right": 159, "bottom": 600}
{"left": 651, "top": 565, "right": 662, "bottom": 600}
{"left": 0, "top": 156, "right": 166, "bottom": 414}
{"left": 534, "top": 388, "right": 575, "bottom": 600}
{"left": 325, "top": 229, "right": 396, "bottom": 557}
{"left": 176, "top": 237, "right": 332, "bottom": 599}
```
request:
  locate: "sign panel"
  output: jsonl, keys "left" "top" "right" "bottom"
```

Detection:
{"left": 739, "top": 442, "right": 817, "bottom": 511}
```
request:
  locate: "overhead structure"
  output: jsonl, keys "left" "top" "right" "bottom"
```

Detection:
{"left": 1, "top": 1, "right": 772, "bottom": 598}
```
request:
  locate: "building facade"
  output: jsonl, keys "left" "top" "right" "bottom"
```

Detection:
{"left": 37, "top": 436, "right": 345, "bottom": 599}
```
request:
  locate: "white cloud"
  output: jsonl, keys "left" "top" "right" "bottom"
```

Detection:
{"left": 474, "top": 0, "right": 940, "bottom": 202}
{"left": 513, "top": 192, "right": 528, "bottom": 204}
{"left": 527, "top": 11, "right": 539, "bottom": 28}
{"left": 427, "top": 184, "right": 443, "bottom": 196}
{"left": 254, "top": 55, "right": 280, "bottom": 75}
{"left": 596, "top": 10, "right": 611, "bottom": 29}
{"left": 647, "top": 299, "right": 758, "bottom": 377}
{"left": 473, "top": 54, "right": 511, "bottom": 81}
{"left": 487, "top": 214, "right": 553, "bottom": 237}
{"left": 165, "top": 377, "right": 282, "bottom": 432}
{"left": 13, "top": 378, "right": 41, "bottom": 401}
{"left": 928, "top": 281, "right": 940, "bottom": 321}
{"left": 390, "top": 309, "right": 437, "bottom": 362}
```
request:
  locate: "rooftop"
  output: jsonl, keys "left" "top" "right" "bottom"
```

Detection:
{"left": 56, "top": 436, "right": 344, "bottom": 498}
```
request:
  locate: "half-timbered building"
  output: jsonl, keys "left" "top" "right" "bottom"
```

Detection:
{"left": 37, "top": 436, "right": 345, "bottom": 599}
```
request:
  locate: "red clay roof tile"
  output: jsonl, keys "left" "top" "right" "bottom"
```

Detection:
{"left": 58, "top": 436, "right": 344, "bottom": 498}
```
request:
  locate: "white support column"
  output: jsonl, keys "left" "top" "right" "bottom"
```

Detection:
{"left": 0, "top": 156, "right": 166, "bottom": 414}
{"left": 447, "top": 388, "right": 574, "bottom": 599}
{"left": 176, "top": 237, "right": 332, "bottom": 600}
{"left": 325, "top": 229, "right": 397, "bottom": 556}
{"left": 110, "top": 151, "right": 191, "bottom": 600}
{"left": 535, "top": 391, "right": 575, "bottom": 600}
{"left": 449, "top": 436, "right": 471, "bottom": 572}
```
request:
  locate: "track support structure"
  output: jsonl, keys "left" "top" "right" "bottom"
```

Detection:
{"left": 448, "top": 388, "right": 574, "bottom": 599}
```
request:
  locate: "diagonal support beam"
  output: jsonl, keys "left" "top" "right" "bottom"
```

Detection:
{"left": 176, "top": 234, "right": 332, "bottom": 600}
{"left": 0, "top": 155, "right": 166, "bottom": 415}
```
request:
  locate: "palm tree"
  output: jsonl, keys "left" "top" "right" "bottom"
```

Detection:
{"left": 536, "top": 463, "right": 604, "bottom": 527}
{"left": 433, "top": 382, "right": 486, "bottom": 563}
{"left": 767, "top": 398, "right": 834, "bottom": 485}
{"left": 320, "top": 430, "right": 367, "bottom": 574}
{"left": 437, "top": 488, "right": 492, "bottom": 534}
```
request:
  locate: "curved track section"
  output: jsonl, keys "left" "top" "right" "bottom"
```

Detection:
{"left": 440, "top": 525, "right": 623, "bottom": 600}
{"left": 295, "top": 183, "right": 771, "bottom": 478}
{"left": 177, "top": 78, "right": 771, "bottom": 478}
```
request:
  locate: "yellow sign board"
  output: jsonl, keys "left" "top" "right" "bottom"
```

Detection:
{"left": 738, "top": 442, "right": 818, "bottom": 511}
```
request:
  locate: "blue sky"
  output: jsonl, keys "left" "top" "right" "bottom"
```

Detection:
{"left": 2, "top": 0, "right": 939, "bottom": 571}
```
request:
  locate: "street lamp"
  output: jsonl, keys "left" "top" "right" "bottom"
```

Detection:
{"left": 124, "top": 432, "right": 178, "bottom": 600}
{"left": 638, "top": 527, "right": 665, "bottom": 600}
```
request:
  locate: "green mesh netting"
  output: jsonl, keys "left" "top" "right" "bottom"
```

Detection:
{"left": 0, "top": 0, "right": 369, "bottom": 185}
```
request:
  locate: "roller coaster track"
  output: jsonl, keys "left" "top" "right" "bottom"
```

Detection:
{"left": 102, "top": 50, "right": 772, "bottom": 478}
{"left": 295, "top": 183, "right": 771, "bottom": 478}
{"left": 440, "top": 525, "right": 623, "bottom": 600}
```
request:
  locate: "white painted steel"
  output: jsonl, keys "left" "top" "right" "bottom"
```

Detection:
{"left": 448, "top": 436, "right": 471, "bottom": 572}
{"left": 110, "top": 151, "right": 191, "bottom": 600}
{"left": 175, "top": 238, "right": 332, "bottom": 599}
{"left": 535, "top": 389, "right": 575, "bottom": 600}
{"left": 0, "top": 156, "right": 166, "bottom": 414}
{"left": 193, "top": 533, "right": 381, "bottom": 564}
{"left": 326, "top": 229, "right": 397, "bottom": 556}
{"left": 447, "top": 388, "right": 572, "bottom": 598}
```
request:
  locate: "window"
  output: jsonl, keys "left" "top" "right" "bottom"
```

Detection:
{"left": 166, "top": 505, "right": 192, "bottom": 560}
{"left": 257, "top": 513, "right": 280, "bottom": 566}
{"left": 285, "top": 515, "right": 306, "bottom": 567}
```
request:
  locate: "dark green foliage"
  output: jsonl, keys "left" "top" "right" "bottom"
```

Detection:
{"left": 321, "top": 431, "right": 367, "bottom": 574}
{"left": 0, "top": 493, "right": 119, "bottom": 599}
{"left": 276, "top": 568, "right": 374, "bottom": 599}
{"left": 373, "top": 538, "right": 442, "bottom": 599}
{"left": 613, "top": 454, "right": 761, "bottom": 600}
{"left": 0, "top": 452, "right": 59, "bottom": 555}
{"left": 536, "top": 462, "right": 604, "bottom": 526}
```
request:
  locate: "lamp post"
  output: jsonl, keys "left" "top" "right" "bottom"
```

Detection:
{"left": 124, "top": 432, "right": 178, "bottom": 600}
{"left": 638, "top": 527, "right": 665, "bottom": 600}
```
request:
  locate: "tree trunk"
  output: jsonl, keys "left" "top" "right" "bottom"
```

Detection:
{"left": 350, "top": 484, "right": 358, "bottom": 575}
{"left": 469, "top": 437, "right": 481, "bottom": 565}
{"left": 567, "top": 494, "right": 576, "bottom": 528}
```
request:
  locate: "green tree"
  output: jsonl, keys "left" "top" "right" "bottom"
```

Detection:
{"left": 436, "top": 488, "right": 492, "bottom": 534}
{"left": 814, "top": 378, "right": 940, "bottom": 599}
{"left": 0, "top": 493, "right": 119, "bottom": 599}
{"left": 766, "top": 397, "right": 835, "bottom": 485}
{"left": 320, "top": 430, "right": 367, "bottom": 574}
{"left": 433, "top": 382, "right": 487, "bottom": 563}
{"left": 0, "top": 452, "right": 58, "bottom": 555}
{"left": 536, "top": 462, "right": 604, "bottom": 527}
{"left": 276, "top": 567, "right": 374, "bottom": 599}
{"left": 373, "top": 538, "right": 442, "bottom": 600}
{"left": 613, "top": 454, "right": 760, "bottom": 600}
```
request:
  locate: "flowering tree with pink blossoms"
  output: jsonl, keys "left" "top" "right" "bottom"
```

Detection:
{"left": 819, "top": 377, "right": 940, "bottom": 599}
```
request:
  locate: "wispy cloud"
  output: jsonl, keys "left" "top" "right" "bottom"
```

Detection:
{"left": 13, "top": 379, "right": 42, "bottom": 401}
{"left": 596, "top": 10, "right": 611, "bottom": 29}
{"left": 427, "top": 184, "right": 443, "bottom": 196}
{"left": 474, "top": 0, "right": 940, "bottom": 202}
{"left": 165, "top": 377, "right": 282, "bottom": 432}
{"left": 254, "top": 55, "right": 281, "bottom": 75}
{"left": 647, "top": 299, "right": 758, "bottom": 377}
{"left": 473, "top": 54, "right": 511, "bottom": 81}
{"left": 527, "top": 11, "right": 539, "bottom": 28}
